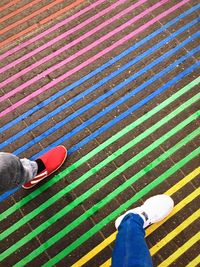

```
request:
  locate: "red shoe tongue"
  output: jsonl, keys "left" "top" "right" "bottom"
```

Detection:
{"left": 35, "top": 158, "right": 46, "bottom": 174}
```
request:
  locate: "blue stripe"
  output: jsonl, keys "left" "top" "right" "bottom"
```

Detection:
{"left": 69, "top": 63, "right": 200, "bottom": 153}
{"left": 0, "top": 5, "right": 199, "bottom": 134}
{"left": 11, "top": 34, "right": 200, "bottom": 156}
{"left": 0, "top": 187, "right": 19, "bottom": 201}
{"left": 1, "top": 63, "right": 199, "bottom": 202}
{"left": 34, "top": 54, "right": 200, "bottom": 158}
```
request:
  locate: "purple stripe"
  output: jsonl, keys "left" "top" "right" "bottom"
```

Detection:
{"left": 0, "top": 0, "right": 125, "bottom": 75}
{"left": 0, "top": 0, "right": 189, "bottom": 118}
{"left": 0, "top": 0, "right": 106, "bottom": 61}
{"left": 0, "top": 0, "right": 147, "bottom": 95}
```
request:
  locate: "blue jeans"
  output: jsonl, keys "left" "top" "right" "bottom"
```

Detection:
{"left": 0, "top": 152, "right": 38, "bottom": 194}
{"left": 112, "top": 214, "right": 153, "bottom": 267}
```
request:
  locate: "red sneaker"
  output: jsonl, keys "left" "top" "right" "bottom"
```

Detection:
{"left": 22, "top": 145, "right": 67, "bottom": 189}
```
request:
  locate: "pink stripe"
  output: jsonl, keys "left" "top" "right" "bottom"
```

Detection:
{"left": 0, "top": 0, "right": 146, "bottom": 95}
{"left": 0, "top": 0, "right": 189, "bottom": 118}
{"left": 0, "top": 0, "right": 106, "bottom": 61}
{"left": 0, "top": 0, "right": 116, "bottom": 74}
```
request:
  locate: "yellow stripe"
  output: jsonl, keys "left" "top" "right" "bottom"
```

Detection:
{"left": 185, "top": 255, "right": 200, "bottom": 267}
{"left": 150, "top": 209, "right": 199, "bottom": 255}
{"left": 71, "top": 168, "right": 200, "bottom": 267}
{"left": 165, "top": 167, "right": 200, "bottom": 196}
{"left": 70, "top": 232, "right": 116, "bottom": 267}
{"left": 100, "top": 258, "right": 111, "bottom": 267}
{"left": 158, "top": 232, "right": 200, "bottom": 267}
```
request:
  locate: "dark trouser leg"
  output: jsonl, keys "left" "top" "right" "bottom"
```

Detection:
{"left": 112, "top": 213, "right": 153, "bottom": 267}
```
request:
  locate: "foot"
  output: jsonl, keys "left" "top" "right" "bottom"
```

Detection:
{"left": 22, "top": 146, "right": 67, "bottom": 189}
{"left": 115, "top": 194, "right": 174, "bottom": 229}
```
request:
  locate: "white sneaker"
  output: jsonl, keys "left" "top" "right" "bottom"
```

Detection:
{"left": 115, "top": 195, "right": 174, "bottom": 229}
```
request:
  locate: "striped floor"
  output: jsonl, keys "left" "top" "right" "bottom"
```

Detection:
{"left": 0, "top": 0, "right": 199, "bottom": 266}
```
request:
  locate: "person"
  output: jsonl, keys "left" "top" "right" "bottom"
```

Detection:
{"left": 112, "top": 194, "right": 174, "bottom": 267}
{"left": 0, "top": 145, "right": 67, "bottom": 194}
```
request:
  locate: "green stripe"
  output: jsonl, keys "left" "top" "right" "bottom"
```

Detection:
{"left": 43, "top": 147, "right": 200, "bottom": 267}
{"left": 1, "top": 77, "right": 199, "bottom": 221}
{"left": 1, "top": 93, "right": 199, "bottom": 240}
{"left": 14, "top": 130, "right": 199, "bottom": 267}
{"left": 3, "top": 122, "right": 198, "bottom": 263}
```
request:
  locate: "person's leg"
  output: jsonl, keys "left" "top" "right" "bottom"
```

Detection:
{"left": 0, "top": 146, "right": 67, "bottom": 193}
{"left": 112, "top": 195, "right": 174, "bottom": 267}
{"left": 20, "top": 158, "right": 38, "bottom": 182}
{"left": 112, "top": 213, "right": 152, "bottom": 267}
{"left": 0, "top": 152, "right": 37, "bottom": 194}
